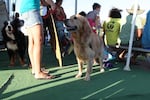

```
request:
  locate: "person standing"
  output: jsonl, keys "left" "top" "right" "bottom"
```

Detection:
{"left": 19, "top": 0, "right": 55, "bottom": 79}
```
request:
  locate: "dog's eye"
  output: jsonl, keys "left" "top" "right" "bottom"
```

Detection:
{"left": 74, "top": 16, "right": 77, "bottom": 19}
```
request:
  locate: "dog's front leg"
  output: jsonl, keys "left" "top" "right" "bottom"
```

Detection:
{"left": 84, "top": 59, "right": 93, "bottom": 81}
{"left": 10, "top": 54, "right": 15, "bottom": 66}
{"left": 75, "top": 58, "right": 83, "bottom": 78}
{"left": 99, "top": 57, "right": 105, "bottom": 73}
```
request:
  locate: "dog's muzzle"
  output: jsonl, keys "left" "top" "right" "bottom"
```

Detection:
{"left": 8, "top": 26, "right": 12, "bottom": 31}
{"left": 64, "top": 19, "right": 77, "bottom": 31}
{"left": 66, "top": 26, "right": 77, "bottom": 31}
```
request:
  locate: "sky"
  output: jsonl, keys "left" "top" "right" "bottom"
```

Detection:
{"left": 61, "top": 0, "right": 149, "bottom": 20}
{"left": 5, "top": 0, "right": 150, "bottom": 21}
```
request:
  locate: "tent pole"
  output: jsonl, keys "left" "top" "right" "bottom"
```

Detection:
{"left": 124, "top": 0, "right": 138, "bottom": 71}
{"left": 75, "top": 0, "right": 77, "bottom": 14}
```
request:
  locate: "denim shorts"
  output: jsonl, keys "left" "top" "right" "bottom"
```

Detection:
{"left": 20, "top": 9, "right": 43, "bottom": 28}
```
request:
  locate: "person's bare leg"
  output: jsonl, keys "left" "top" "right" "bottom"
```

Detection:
{"left": 31, "top": 24, "right": 54, "bottom": 79}
{"left": 27, "top": 23, "right": 54, "bottom": 79}
{"left": 28, "top": 31, "right": 35, "bottom": 74}
{"left": 119, "top": 50, "right": 126, "bottom": 59}
{"left": 30, "top": 24, "right": 43, "bottom": 77}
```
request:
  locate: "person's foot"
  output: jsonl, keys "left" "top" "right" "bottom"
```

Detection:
{"left": 34, "top": 72, "right": 55, "bottom": 80}
{"left": 32, "top": 68, "right": 49, "bottom": 75}
{"left": 29, "top": 64, "right": 49, "bottom": 75}
{"left": 41, "top": 67, "right": 49, "bottom": 74}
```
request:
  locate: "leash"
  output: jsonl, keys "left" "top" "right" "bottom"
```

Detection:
{"left": 49, "top": 12, "right": 62, "bottom": 67}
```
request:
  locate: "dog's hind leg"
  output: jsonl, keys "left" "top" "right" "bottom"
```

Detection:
{"left": 18, "top": 54, "right": 26, "bottom": 67}
{"left": 19, "top": 57, "right": 25, "bottom": 66}
{"left": 95, "top": 57, "right": 105, "bottom": 73}
{"left": 10, "top": 55, "right": 15, "bottom": 67}
{"left": 75, "top": 58, "right": 83, "bottom": 78}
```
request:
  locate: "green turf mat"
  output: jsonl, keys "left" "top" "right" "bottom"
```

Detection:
{"left": 1, "top": 65, "right": 150, "bottom": 100}
{"left": 0, "top": 71, "right": 13, "bottom": 94}
{"left": 1, "top": 46, "right": 150, "bottom": 100}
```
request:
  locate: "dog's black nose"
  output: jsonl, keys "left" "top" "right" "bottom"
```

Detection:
{"left": 64, "top": 19, "right": 69, "bottom": 24}
{"left": 8, "top": 26, "right": 12, "bottom": 31}
{"left": 74, "top": 16, "right": 77, "bottom": 19}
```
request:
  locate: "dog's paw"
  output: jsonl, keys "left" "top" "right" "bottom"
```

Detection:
{"left": 84, "top": 76, "right": 90, "bottom": 81}
{"left": 75, "top": 73, "right": 82, "bottom": 78}
{"left": 21, "top": 63, "right": 28, "bottom": 67}
{"left": 100, "top": 68, "right": 105, "bottom": 73}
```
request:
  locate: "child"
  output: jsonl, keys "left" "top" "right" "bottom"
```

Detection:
{"left": 86, "top": 3, "right": 101, "bottom": 34}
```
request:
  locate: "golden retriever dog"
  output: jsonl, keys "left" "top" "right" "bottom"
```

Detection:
{"left": 64, "top": 14, "right": 104, "bottom": 81}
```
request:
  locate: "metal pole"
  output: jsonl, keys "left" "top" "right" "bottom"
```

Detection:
{"left": 7, "top": 0, "right": 9, "bottom": 18}
{"left": 12, "top": 0, "right": 16, "bottom": 19}
{"left": 124, "top": 0, "right": 138, "bottom": 71}
{"left": 75, "top": 0, "right": 77, "bottom": 14}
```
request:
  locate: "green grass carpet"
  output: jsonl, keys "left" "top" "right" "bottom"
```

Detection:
{"left": 1, "top": 46, "right": 150, "bottom": 100}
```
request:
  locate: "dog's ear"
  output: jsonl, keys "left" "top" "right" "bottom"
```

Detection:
{"left": 1, "top": 21, "right": 8, "bottom": 33}
{"left": 82, "top": 18, "right": 92, "bottom": 35}
{"left": 79, "top": 17, "right": 93, "bottom": 43}
{"left": 3, "top": 21, "right": 8, "bottom": 26}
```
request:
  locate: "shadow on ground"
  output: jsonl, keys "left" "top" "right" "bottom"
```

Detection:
{"left": 1, "top": 46, "right": 150, "bottom": 100}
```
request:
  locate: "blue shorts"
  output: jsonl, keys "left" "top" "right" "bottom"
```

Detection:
{"left": 20, "top": 9, "right": 43, "bottom": 28}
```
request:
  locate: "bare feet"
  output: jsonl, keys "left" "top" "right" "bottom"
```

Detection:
{"left": 41, "top": 67, "right": 49, "bottom": 74}
{"left": 34, "top": 72, "right": 55, "bottom": 80}
{"left": 75, "top": 73, "right": 82, "bottom": 78}
{"left": 31, "top": 67, "right": 49, "bottom": 75}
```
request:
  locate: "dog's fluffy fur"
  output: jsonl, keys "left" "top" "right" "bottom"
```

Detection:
{"left": 65, "top": 14, "right": 104, "bottom": 81}
{"left": 1, "top": 20, "right": 26, "bottom": 66}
